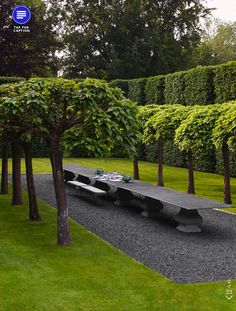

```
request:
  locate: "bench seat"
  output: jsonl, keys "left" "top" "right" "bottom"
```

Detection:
{"left": 67, "top": 181, "right": 86, "bottom": 187}
{"left": 79, "top": 185, "right": 106, "bottom": 196}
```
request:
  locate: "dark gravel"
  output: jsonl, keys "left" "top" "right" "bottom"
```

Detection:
{"left": 21, "top": 174, "right": 236, "bottom": 284}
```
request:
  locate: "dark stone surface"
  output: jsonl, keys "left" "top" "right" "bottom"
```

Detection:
{"left": 21, "top": 174, "right": 236, "bottom": 284}
{"left": 64, "top": 164, "right": 230, "bottom": 210}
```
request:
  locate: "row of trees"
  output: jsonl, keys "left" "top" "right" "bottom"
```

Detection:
{"left": 0, "top": 78, "right": 140, "bottom": 245}
{"left": 138, "top": 103, "right": 236, "bottom": 204}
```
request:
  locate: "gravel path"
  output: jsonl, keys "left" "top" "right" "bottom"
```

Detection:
{"left": 21, "top": 174, "right": 236, "bottom": 284}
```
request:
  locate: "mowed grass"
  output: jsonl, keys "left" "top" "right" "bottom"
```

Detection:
{"left": 0, "top": 189, "right": 235, "bottom": 311}
{"left": 5, "top": 157, "right": 235, "bottom": 212}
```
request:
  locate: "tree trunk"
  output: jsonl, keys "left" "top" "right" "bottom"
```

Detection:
{"left": 133, "top": 156, "right": 140, "bottom": 180}
{"left": 157, "top": 140, "right": 164, "bottom": 187}
{"left": 23, "top": 142, "right": 41, "bottom": 221}
{"left": 1, "top": 144, "right": 8, "bottom": 194}
{"left": 11, "top": 141, "right": 23, "bottom": 205}
{"left": 222, "top": 142, "right": 232, "bottom": 204}
{"left": 187, "top": 150, "right": 195, "bottom": 194}
{"left": 49, "top": 139, "right": 70, "bottom": 245}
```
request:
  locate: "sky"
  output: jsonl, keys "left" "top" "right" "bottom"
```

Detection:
{"left": 206, "top": 0, "right": 236, "bottom": 22}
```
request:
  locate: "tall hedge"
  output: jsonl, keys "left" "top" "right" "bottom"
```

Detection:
{"left": 128, "top": 78, "right": 147, "bottom": 105}
{"left": 145, "top": 75, "right": 165, "bottom": 105}
{"left": 164, "top": 71, "right": 186, "bottom": 105}
{"left": 0, "top": 76, "right": 25, "bottom": 85}
{"left": 109, "top": 79, "right": 129, "bottom": 97}
{"left": 214, "top": 62, "right": 236, "bottom": 104}
{"left": 184, "top": 66, "right": 215, "bottom": 106}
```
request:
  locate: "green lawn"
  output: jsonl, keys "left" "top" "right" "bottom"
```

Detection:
{"left": 5, "top": 157, "right": 235, "bottom": 213}
{"left": 0, "top": 189, "right": 235, "bottom": 311}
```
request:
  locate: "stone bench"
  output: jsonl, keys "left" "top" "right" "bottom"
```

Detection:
{"left": 65, "top": 170, "right": 107, "bottom": 204}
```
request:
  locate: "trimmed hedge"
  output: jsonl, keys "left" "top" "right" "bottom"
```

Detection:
{"left": 32, "top": 138, "right": 49, "bottom": 157}
{"left": 109, "top": 61, "right": 236, "bottom": 106}
{"left": 214, "top": 62, "right": 236, "bottom": 104}
{"left": 109, "top": 79, "right": 129, "bottom": 97}
{"left": 164, "top": 71, "right": 186, "bottom": 105}
{"left": 145, "top": 75, "right": 165, "bottom": 105}
{"left": 184, "top": 66, "right": 215, "bottom": 105}
{"left": 128, "top": 78, "right": 147, "bottom": 105}
{"left": 142, "top": 141, "right": 236, "bottom": 177}
{"left": 0, "top": 76, "right": 25, "bottom": 85}
{"left": 0, "top": 139, "right": 48, "bottom": 157}
{"left": 192, "top": 148, "right": 216, "bottom": 173}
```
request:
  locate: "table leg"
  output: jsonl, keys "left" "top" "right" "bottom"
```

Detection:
{"left": 114, "top": 188, "right": 134, "bottom": 207}
{"left": 141, "top": 197, "right": 164, "bottom": 217}
{"left": 174, "top": 208, "right": 203, "bottom": 233}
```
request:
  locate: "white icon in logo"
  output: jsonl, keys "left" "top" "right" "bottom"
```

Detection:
{"left": 16, "top": 11, "right": 27, "bottom": 20}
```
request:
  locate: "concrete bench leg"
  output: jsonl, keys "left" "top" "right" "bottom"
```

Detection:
{"left": 174, "top": 208, "right": 203, "bottom": 233}
{"left": 114, "top": 188, "right": 134, "bottom": 207}
{"left": 141, "top": 197, "right": 164, "bottom": 217}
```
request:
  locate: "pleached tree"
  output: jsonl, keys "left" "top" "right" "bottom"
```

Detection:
{"left": 213, "top": 102, "right": 236, "bottom": 204}
{"left": 143, "top": 105, "right": 189, "bottom": 187}
{"left": 2, "top": 78, "right": 140, "bottom": 245}
{"left": 175, "top": 104, "right": 228, "bottom": 197}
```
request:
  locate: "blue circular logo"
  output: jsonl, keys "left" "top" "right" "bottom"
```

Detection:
{"left": 12, "top": 6, "right": 31, "bottom": 25}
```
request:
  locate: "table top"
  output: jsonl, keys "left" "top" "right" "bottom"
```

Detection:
{"left": 64, "top": 164, "right": 230, "bottom": 210}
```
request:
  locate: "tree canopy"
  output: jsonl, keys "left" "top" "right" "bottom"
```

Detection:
{"left": 0, "top": 0, "right": 59, "bottom": 77}
{"left": 62, "top": 0, "right": 211, "bottom": 80}
{"left": 192, "top": 19, "right": 236, "bottom": 66}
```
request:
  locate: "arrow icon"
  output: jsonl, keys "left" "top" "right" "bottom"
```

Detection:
{"left": 226, "top": 295, "right": 233, "bottom": 300}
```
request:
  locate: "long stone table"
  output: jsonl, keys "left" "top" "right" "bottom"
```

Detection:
{"left": 64, "top": 164, "right": 230, "bottom": 233}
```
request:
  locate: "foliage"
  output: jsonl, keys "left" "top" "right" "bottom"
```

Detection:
{"left": 108, "top": 79, "right": 130, "bottom": 97}
{"left": 0, "top": 78, "right": 140, "bottom": 158}
{"left": 0, "top": 0, "right": 60, "bottom": 77}
{"left": 214, "top": 62, "right": 236, "bottom": 104}
{"left": 110, "top": 61, "right": 236, "bottom": 106}
{"left": 145, "top": 75, "right": 165, "bottom": 105}
{"left": 192, "top": 19, "right": 236, "bottom": 67}
{"left": 184, "top": 66, "right": 215, "bottom": 105}
{"left": 62, "top": 0, "right": 211, "bottom": 80}
{"left": 137, "top": 104, "right": 167, "bottom": 127}
{"left": 0, "top": 76, "right": 25, "bottom": 85}
{"left": 164, "top": 71, "right": 186, "bottom": 105}
{"left": 32, "top": 138, "right": 49, "bottom": 157}
{"left": 128, "top": 78, "right": 147, "bottom": 105}
{"left": 174, "top": 105, "right": 225, "bottom": 153}
{"left": 143, "top": 105, "right": 189, "bottom": 144}
{"left": 62, "top": 79, "right": 141, "bottom": 157}
{"left": 213, "top": 101, "right": 236, "bottom": 149}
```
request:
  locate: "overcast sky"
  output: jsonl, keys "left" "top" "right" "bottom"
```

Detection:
{"left": 207, "top": 0, "right": 236, "bottom": 21}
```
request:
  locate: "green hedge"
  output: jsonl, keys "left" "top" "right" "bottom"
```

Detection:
{"left": 0, "top": 76, "right": 25, "bottom": 85}
{"left": 128, "top": 78, "right": 147, "bottom": 105}
{"left": 145, "top": 75, "right": 165, "bottom": 105}
{"left": 193, "top": 148, "right": 216, "bottom": 173}
{"left": 143, "top": 141, "right": 187, "bottom": 167}
{"left": 109, "top": 61, "right": 236, "bottom": 106}
{"left": 0, "top": 139, "right": 48, "bottom": 157}
{"left": 109, "top": 79, "right": 129, "bottom": 97}
{"left": 184, "top": 66, "right": 215, "bottom": 105}
{"left": 31, "top": 138, "right": 48, "bottom": 157}
{"left": 214, "top": 62, "right": 236, "bottom": 104}
{"left": 142, "top": 141, "right": 236, "bottom": 177}
{"left": 215, "top": 149, "right": 236, "bottom": 177}
{"left": 164, "top": 71, "right": 186, "bottom": 105}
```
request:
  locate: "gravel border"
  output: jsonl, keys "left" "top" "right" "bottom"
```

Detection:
{"left": 21, "top": 174, "right": 236, "bottom": 284}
